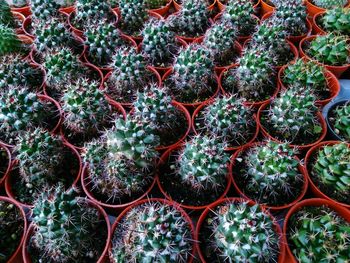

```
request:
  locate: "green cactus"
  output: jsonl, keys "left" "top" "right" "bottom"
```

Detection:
{"left": 112, "top": 201, "right": 193, "bottom": 263}
{"left": 30, "top": 0, "right": 61, "bottom": 20}
{"left": 288, "top": 205, "right": 350, "bottom": 262}
{"left": 236, "top": 141, "right": 304, "bottom": 206}
{"left": 0, "top": 25, "right": 23, "bottom": 55}
{"left": 74, "top": 0, "right": 112, "bottom": 29}
{"left": 305, "top": 33, "right": 350, "bottom": 66}
{"left": 141, "top": 18, "right": 178, "bottom": 66}
{"left": 145, "top": 0, "right": 167, "bottom": 9}
{"left": 11, "top": 0, "right": 28, "bottom": 7}
{"left": 30, "top": 186, "right": 107, "bottom": 263}
{"left": 0, "top": 0, "right": 16, "bottom": 28}
{"left": 204, "top": 201, "right": 280, "bottom": 262}
{"left": 332, "top": 101, "right": 350, "bottom": 141}
{"left": 311, "top": 143, "right": 350, "bottom": 204}
{"left": 168, "top": 0, "right": 211, "bottom": 37}
{"left": 320, "top": 8, "right": 350, "bottom": 35}
{"left": 0, "top": 200, "right": 24, "bottom": 263}
{"left": 118, "top": 0, "right": 148, "bottom": 36}
{"left": 313, "top": 0, "right": 347, "bottom": 8}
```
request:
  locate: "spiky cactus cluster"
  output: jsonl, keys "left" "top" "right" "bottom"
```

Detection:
{"left": 320, "top": 8, "right": 350, "bottom": 35}
{"left": 0, "top": 0, "right": 16, "bottom": 28}
{"left": 333, "top": 102, "right": 350, "bottom": 141}
{"left": 118, "top": 0, "right": 148, "bottom": 36}
{"left": 289, "top": 205, "right": 350, "bottom": 262}
{"left": 311, "top": 143, "right": 350, "bottom": 204}
{"left": 170, "top": 135, "right": 229, "bottom": 192}
{"left": 31, "top": 186, "right": 105, "bottom": 263}
{"left": 313, "top": 0, "right": 347, "bottom": 8}
{"left": 141, "top": 18, "right": 177, "bottom": 66}
{"left": 112, "top": 201, "right": 192, "bottom": 263}
{"left": 236, "top": 141, "right": 303, "bottom": 206}
{"left": 0, "top": 25, "right": 23, "bottom": 55}
{"left": 168, "top": 0, "right": 210, "bottom": 37}
{"left": 207, "top": 201, "right": 280, "bottom": 262}
{"left": 199, "top": 96, "right": 255, "bottom": 147}
{"left": 30, "top": 0, "right": 61, "bottom": 20}
{"left": 74, "top": 0, "right": 111, "bottom": 28}
{"left": 305, "top": 33, "right": 350, "bottom": 66}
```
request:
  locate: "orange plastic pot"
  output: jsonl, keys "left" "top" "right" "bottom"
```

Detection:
{"left": 312, "top": 11, "right": 327, "bottom": 35}
{"left": 58, "top": 5, "right": 75, "bottom": 16}
{"left": 261, "top": 0, "right": 275, "bottom": 15}
{"left": 304, "top": 141, "right": 350, "bottom": 209}
{"left": 0, "top": 143, "right": 12, "bottom": 187}
{"left": 196, "top": 197, "right": 286, "bottom": 263}
{"left": 147, "top": 0, "right": 172, "bottom": 16}
{"left": 22, "top": 16, "right": 34, "bottom": 38}
{"left": 11, "top": 11, "right": 25, "bottom": 34}
{"left": 11, "top": 6, "right": 31, "bottom": 17}
{"left": 305, "top": 0, "right": 350, "bottom": 17}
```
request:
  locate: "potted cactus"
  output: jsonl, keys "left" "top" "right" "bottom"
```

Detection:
{"left": 110, "top": 198, "right": 195, "bottom": 263}
{"left": 133, "top": 84, "right": 191, "bottom": 150}
{"left": 9, "top": 0, "right": 30, "bottom": 17}
{"left": 81, "top": 117, "right": 159, "bottom": 208}
{"left": 196, "top": 198, "right": 284, "bottom": 262}
{"left": 193, "top": 95, "right": 258, "bottom": 150}
{"left": 231, "top": 141, "right": 307, "bottom": 210}
{"left": 0, "top": 0, "right": 17, "bottom": 29}
{"left": 314, "top": 7, "right": 350, "bottom": 35}
{"left": 29, "top": 0, "right": 64, "bottom": 21}
{"left": 0, "top": 25, "right": 28, "bottom": 55}
{"left": 284, "top": 199, "right": 350, "bottom": 262}
{"left": 306, "top": 0, "right": 349, "bottom": 17}
{"left": 0, "top": 196, "right": 27, "bottom": 263}
{"left": 145, "top": 0, "right": 170, "bottom": 11}
{"left": 279, "top": 58, "right": 340, "bottom": 105}
{"left": 0, "top": 144, "right": 11, "bottom": 186}
{"left": 5, "top": 128, "right": 81, "bottom": 207}
{"left": 327, "top": 100, "right": 350, "bottom": 141}
{"left": 23, "top": 186, "right": 110, "bottom": 263}
{"left": 158, "top": 135, "right": 230, "bottom": 209}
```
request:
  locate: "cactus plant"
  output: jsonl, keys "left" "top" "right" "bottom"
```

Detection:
{"left": 305, "top": 33, "right": 350, "bottom": 66}
{"left": 30, "top": 0, "right": 61, "bottom": 20}
{"left": 320, "top": 8, "right": 350, "bottom": 35}
{"left": 145, "top": 0, "right": 168, "bottom": 9}
{"left": 235, "top": 141, "right": 304, "bottom": 206}
{"left": 11, "top": 0, "right": 28, "bottom": 7}
{"left": 288, "top": 205, "right": 350, "bottom": 262}
{"left": 0, "top": 0, "right": 16, "bottom": 28}
{"left": 112, "top": 201, "right": 193, "bottom": 263}
{"left": 311, "top": 143, "right": 350, "bottom": 204}
{"left": 332, "top": 101, "right": 350, "bottom": 141}
{"left": 118, "top": 0, "right": 149, "bottom": 36}
{"left": 29, "top": 186, "right": 107, "bottom": 263}
{"left": 202, "top": 201, "right": 281, "bottom": 262}
{"left": 0, "top": 200, "right": 24, "bottom": 263}
{"left": 167, "top": 0, "right": 211, "bottom": 38}
{"left": 312, "top": 0, "right": 347, "bottom": 8}
{"left": 0, "top": 25, "right": 24, "bottom": 55}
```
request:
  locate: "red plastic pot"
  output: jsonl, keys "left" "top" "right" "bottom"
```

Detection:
{"left": 0, "top": 196, "right": 27, "bottom": 263}
{"left": 12, "top": 11, "right": 25, "bottom": 34}
{"left": 196, "top": 197, "right": 286, "bottom": 263}
{"left": 157, "top": 145, "right": 232, "bottom": 211}
{"left": 147, "top": 0, "right": 172, "bottom": 16}
{"left": 5, "top": 142, "right": 82, "bottom": 209}
{"left": 0, "top": 143, "right": 12, "bottom": 187}
{"left": 278, "top": 63, "right": 340, "bottom": 106}
{"left": 305, "top": 0, "right": 350, "bottom": 17}
{"left": 58, "top": 5, "right": 75, "bottom": 16}
{"left": 304, "top": 141, "right": 350, "bottom": 209}
{"left": 22, "top": 16, "right": 34, "bottom": 38}
{"left": 257, "top": 102, "right": 327, "bottom": 151}
{"left": 312, "top": 11, "right": 327, "bottom": 35}
{"left": 217, "top": 0, "right": 261, "bottom": 12}
{"left": 23, "top": 198, "right": 111, "bottom": 263}
{"left": 230, "top": 143, "right": 308, "bottom": 211}
{"left": 192, "top": 100, "right": 259, "bottom": 151}
{"left": 261, "top": 0, "right": 275, "bottom": 15}
{"left": 10, "top": 5, "right": 31, "bottom": 17}
{"left": 108, "top": 198, "right": 196, "bottom": 263}
{"left": 283, "top": 198, "right": 350, "bottom": 262}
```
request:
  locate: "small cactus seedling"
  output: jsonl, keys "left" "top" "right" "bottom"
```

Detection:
{"left": 0, "top": 25, "right": 24, "bottom": 55}
{"left": 0, "top": 0, "right": 16, "bottom": 28}
{"left": 30, "top": 186, "right": 107, "bottom": 262}
{"left": 288, "top": 205, "right": 350, "bottom": 262}
{"left": 145, "top": 0, "right": 168, "bottom": 9}
{"left": 30, "top": 0, "right": 61, "bottom": 21}
{"left": 320, "top": 8, "right": 350, "bottom": 35}
{"left": 332, "top": 101, "right": 350, "bottom": 141}
{"left": 305, "top": 33, "right": 350, "bottom": 66}
{"left": 235, "top": 141, "right": 304, "bottom": 206}
{"left": 311, "top": 143, "right": 350, "bottom": 204}
{"left": 112, "top": 201, "right": 193, "bottom": 263}
{"left": 313, "top": 0, "right": 347, "bottom": 8}
{"left": 118, "top": 0, "right": 149, "bottom": 36}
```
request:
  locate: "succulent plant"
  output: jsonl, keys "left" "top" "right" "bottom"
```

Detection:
{"left": 320, "top": 7, "right": 350, "bottom": 35}
{"left": 0, "top": 0, "right": 16, "bottom": 28}
{"left": 30, "top": 186, "right": 107, "bottom": 263}
{"left": 112, "top": 201, "right": 193, "bottom": 263}
{"left": 141, "top": 18, "right": 178, "bottom": 66}
{"left": 167, "top": 0, "right": 211, "bottom": 38}
{"left": 311, "top": 143, "right": 350, "bottom": 204}
{"left": 313, "top": 0, "right": 347, "bottom": 8}
{"left": 288, "top": 205, "right": 350, "bottom": 262}
{"left": 74, "top": 0, "right": 112, "bottom": 29}
{"left": 0, "top": 25, "right": 23, "bottom": 55}
{"left": 333, "top": 101, "right": 350, "bottom": 141}
{"left": 11, "top": 0, "right": 28, "bottom": 7}
{"left": 236, "top": 141, "right": 304, "bottom": 206}
{"left": 205, "top": 201, "right": 280, "bottom": 262}
{"left": 168, "top": 44, "right": 215, "bottom": 103}
{"left": 118, "top": 0, "right": 148, "bottom": 36}
{"left": 305, "top": 33, "right": 350, "bottom": 66}
{"left": 145, "top": 0, "right": 168, "bottom": 9}
{"left": 30, "top": 0, "right": 61, "bottom": 20}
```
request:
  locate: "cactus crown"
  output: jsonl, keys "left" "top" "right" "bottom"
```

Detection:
{"left": 31, "top": 186, "right": 104, "bottom": 263}
{"left": 306, "top": 33, "right": 350, "bottom": 66}
{"left": 112, "top": 201, "right": 192, "bottom": 263}
{"left": 75, "top": 0, "right": 111, "bottom": 23}
{"left": 321, "top": 7, "right": 350, "bottom": 35}
{"left": 333, "top": 102, "right": 350, "bottom": 141}
{"left": 209, "top": 201, "right": 280, "bottom": 262}
{"left": 312, "top": 143, "right": 350, "bottom": 204}
{"left": 313, "top": 0, "right": 347, "bottom": 8}
{"left": 237, "top": 141, "right": 303, "bottom": 206}
{"left": 30, "top": 0, "right": 61, "bottom": 20}
{"left": 0, "top": 25, "right": 23, "bottom": 55}
{"left": 171, "top": 135, "right": 229, "bottom": 192}
{"left": 168, "top": 0, "right": 210, "bottom": 37}
{"left": 118, "top": 0, "right": 148, "bottom": 36}
{"left": 0, "top": 0, "right": 15, "bottom": 28}
{"left": 289, "top": 206, "right": 350, "bottom": 262}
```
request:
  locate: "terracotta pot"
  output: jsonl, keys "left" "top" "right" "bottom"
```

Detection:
{"left": 304, "top": 141, "right": 350, "bottom": 209}
{"left": 299, "top": 35, "right": 350, "bottom": 78}
{"left": 5, "top": 142, "right": 82, "bottom": 209}
{"left": 0, "top": 143, "right": 12, "bottom": 187}
{"left": 11, "top": 11, "right": 25, "bottom": 34}
{"left": 192, "top": 100, "right": 259, "bottom": 151}
{"left": 257, "top": 102, "right": 327, "bottom": 151}
{"left": 312, "top": 11, "right": 327, "bottom": 35}
{"left": 278, "top": 63, "right": 340, "bottom": 106}
{"left": 157, "top": 145, "right": 232, "bottom": 210}
{"left": 0, "top": 196, "right": 27, "bottom": 263}
{"left": 283, "top": 198, "right": 350, "bottom": 262}
{"left": 230, "top": 143, "right": 308, "bottom": 211}
{"left": 58, "top": 5, "right": 75, "bottom": 16}
{"left": 305, "top": 0, "right": 350, "bottom": 17}
{"left": 108, "top": 198, "right": 196, "bottom": 263}
{"left": 22, "top": 198, "right": 111, "bottom": 263}
{"left": 196, "top": 197, "right": 286, "bottom": 263}
{"left": 22, "top": 16, "right": 34, "bottom": 38}
{"left": 217, "top": 0, "right": 261, "bottom": 12}
{"left": 261, "top": 0, "right": 275, "bottom": 15}
{"left": 147, "top": 0, "right": 172, "bottom": 16}
{"left": 10, "top": 6, "right": 31, "bottom": 17}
